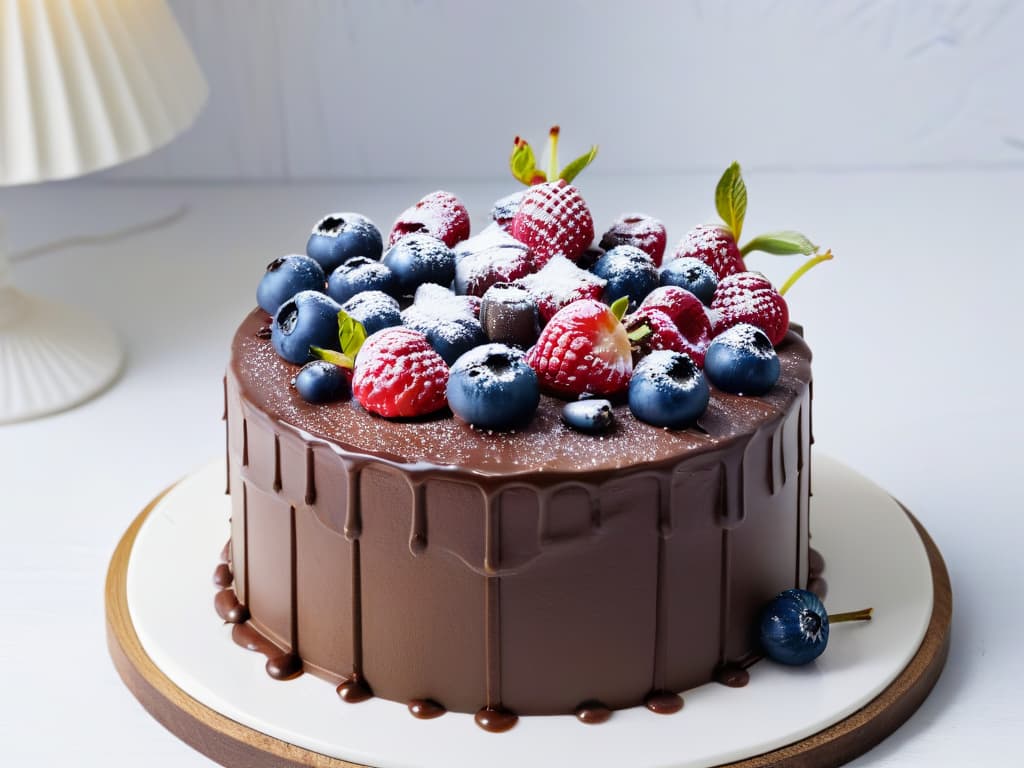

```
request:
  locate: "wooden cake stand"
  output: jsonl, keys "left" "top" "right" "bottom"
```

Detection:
{"left": 106, "top": 456, "right": 951, "bottom": 768}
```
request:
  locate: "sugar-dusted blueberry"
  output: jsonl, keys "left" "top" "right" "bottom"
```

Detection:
{"left": 562, "top": 399, "right": 615, "bottom": 434}
{"left": 704, "top": 323, "right": 780, "bottom": 396}
{"left": 659, "top": 257, "right": 718, "bottom": 306}
{"left": 628, "top": 350, "right": 710, "bottom": 429}
{"left": 592, "top": 245, "right": 659, "bottom": 310}
{"left": 327, "top": 257, "right": 396, "bottom": 304}
{"left": 479, "top": 283, "right": 540, "bottom": 348}
{"left": 490, "top": 190, "right": 526, "bottom": 232}
{"left": 759, "top": 589, "right": 829, "bottom": 666}
{"left": 293, "top": 360, "right": 351, "bottom": 404}
{"left": 256, "top": 254, "right": 326, "bottom": 315}
{"left": 339, "top": 290, "right": 402, "bottom": 337}
{"left": 306, "top": 213, "right": 383, "bottom": 273}
{"left": 447, "top": 343, "right": 540, "bottom": 431}
{"left": 401, "top": 283, "right": 487, "bottom": 365}
{"left": 381, "top": 234, "right": 456, "bottom": 297}
{"left": 272, "top": 290, "right": 342, "bottom": 365}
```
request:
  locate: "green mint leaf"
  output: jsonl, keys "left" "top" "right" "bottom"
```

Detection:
{"left": 609, "top": 295, "right": 630, "bottom": 321}
{"left": 310, "top": 346, "right": 354, "bottom": 369}
{"left": 337, "top": 310, "right": 367, "bottom": 361}
{"left": 740, "top": 230, "right": 818, "bottom": 257}
{"left": 510, "top": 138, "right": 541, "bottom": 186}
{"left": 558, "top": 145, "right": 599, "bottom": 184}
{"left": 714, "top": 162, "right": 747, "bottom": 242}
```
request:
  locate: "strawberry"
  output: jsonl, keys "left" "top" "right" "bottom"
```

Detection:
{"left": 515, "top": 255, "right": 605, "bottom": 322}
{"left": 711, "top": 272, "right": 790, "bottom": 346}
{"left": 511, "top": 180, "right": 594, "bottom": 267}
{"left": 625, "top": 307, "right": 710, "bottom": 368}
{"left": 526, "top": 298, "right": 632, "bottom": 397}
{"left": 351, "top": 327, "right": 449, "bottom": 418}
{"left": 389, "top": 190, "right": 470, "bottom": 248}
{"left": 640, "top": 286, "right": 713, "bottom": 361}
{"left": 599, "top": 214, "right": 668, "bottom": 267}
{"left": 668, "top": 224, "right": 744, "bottom": 280}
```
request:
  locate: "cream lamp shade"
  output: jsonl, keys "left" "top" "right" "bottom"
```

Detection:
{"left": 0, "top": 0, "right": 208, "bottom": 423}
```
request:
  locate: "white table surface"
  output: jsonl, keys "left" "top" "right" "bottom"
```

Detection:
{"left": 0, "top": 171, "right": 1021, "bottom": 766}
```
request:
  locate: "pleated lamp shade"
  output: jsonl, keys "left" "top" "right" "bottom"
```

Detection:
{"left": 0, "top": 0, "right": 208, "bottom": 185}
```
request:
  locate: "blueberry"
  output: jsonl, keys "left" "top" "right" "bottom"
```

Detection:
{"left": 704, "top": 324, "right": 780, "bottom": 396}
{"left": 402, "top": 285, "right": 487, "bottom": 365}
{"left": 327, "top": 257, "right": 396, "bottom": 304}
{"left": 339, "top": 291, "right": 402, "bottom": 337}
{"left": 562, "top": 399, "right": 615, "bottom": 434}
{"left": 447, "top": 344, "right": 540, "bottom": 430}
{"left": 490, "top": 190, "right": 526, "bottom": 226}
{"left": 256, "top": 254, "right": 326, "bottom": 315}
{"left": 660, "top": 257, "right": 718, "bottom": 305}
{"left": 381, "top": 234, "right": 456, "bottom": 297}
{"left": 628, "top": 350, "right": 710, "bottom": 429}
{"left": 759, "top": 589, "right": 829, "bottom": 666}
{"left": 306, "top": 213, "right": 383, "bottom": 273}
{"left": 272, "top": 290, "right": 342, "bottom": 365}
{"left": 293, "top": 360, "right": 351, "bottom": 404}
{"left": 592, "top": 245, "right": 659, "bottom": 310}
{"left": 479, "top": 283, "right": 539, "bottom": 348}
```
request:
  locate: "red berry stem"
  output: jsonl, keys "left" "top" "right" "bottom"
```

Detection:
{"left": 827, "top": 607, "right": 873, "bottom": 624}
{"left": 779, "top": 249, "right": 834, "bottom": 296}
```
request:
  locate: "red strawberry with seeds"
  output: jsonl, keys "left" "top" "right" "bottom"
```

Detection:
{"left": 352, "top": 327, "right": 449, "bottom": 418}
{"left": 625, "top": 307, "right": 710, "bottom": 368}
{"left": 511, "top": 180, "right": 594, "bottom": 268}
{"left": 669, "top": 224, "right": 744, "bottom": 280}
{"left": 526, "top": 298, "right": 633, "bottom": 397}
{"left": 516, "top": 256, "right": 605, "bottom": 322}
{"left": 389, "top": 190, "right": 471, "bottom": 248}
{"left": 600, "top": 214, "right": 668, "bottom": 267}
{"left": 711, "top": 272, "right": 790, "bottom": 346}
{"left": 640, "top": 286, "right": 713, "bottom": 360}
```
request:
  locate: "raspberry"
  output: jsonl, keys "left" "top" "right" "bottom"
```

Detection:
{"left": 640, "top": 286, "right": 713, "bottom": 360}
{"left": 668, "top": 224, "right": 744, "bottom": 280}
{"left": 511, "top": 180, "right": 594, "bottom": 267}
{"left": 599, "top": 214, "right": 668, "bottom": 267}
{"left": 515, "top": 256, "right": 605, "bottom": 322}
{"left": 389, "top": 190, "right": 470, "bottom": 248}
{"left": 525, "top": 299, "right": 632, "bottom": 397}
{"left": 711, "top": 272, "right": 790, "bottom": 346}
{"left": 352, "top": 327, "right": 449, "bottom": 418}
{"left": 625, "top": 307, "right": 707, "bottom": 367}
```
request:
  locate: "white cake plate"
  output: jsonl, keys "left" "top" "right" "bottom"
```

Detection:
{"left": 106, "top": 454, "right": 950, "bottom": 768}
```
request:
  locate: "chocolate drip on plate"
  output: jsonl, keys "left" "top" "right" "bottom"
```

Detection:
{"left": 408, "top": 699, "right": 446, "bottom": 719}
{"left": 214, "top": 589, "right": 249, "bottom": 623}
{"left": 213, "top": 563, "right": 233, "bottom": 588}
{"left": 474, "top": 707, "right": 518, "bottom": 733}
{"left": 231, "top": 623, "right": 303, "bottom": 680}
{"left": 644, "top": 690, "right": 684, "bottom": 715}
{"left": 575, "top": 701, "right": 612, "bottom": 724}
{"left": 714, "top": 663, "right": 751, "bottom": 688}
{"left": 337, "top": 674, "right": 373, "bottom": 703}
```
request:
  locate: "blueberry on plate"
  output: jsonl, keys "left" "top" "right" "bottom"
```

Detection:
{"left": 272, "top": 290, "right": 342, "bottom": 365}
{"left": 479, "top": 283, "right": 540, "bottom": 348}
{"left": 293, "top": 360, "right": 351, "bottom": 404}
{"left": 659, "top": 257, "right": 718, "bottom": 305}
{"left": 256, "top": 254, "right": 326, "bottom": 315}
{"left": 704, "top": 323, "right": 780, "bottom": 396}
{"left": 447, "top": 343, "right": 540, "bottom": 431}
{"left": 402, "top": 284, "right": 487, "bottom": 365}
{"left": 381, "top": 233, "right": 456, "bottom": 297}
{"left": 339, "top": 291, "right": 402, "bottom": 337}
{"left": 592, "top": 245, "right": 659, "bottom": 310}
{"left": 759, "top": 588, "right": 829, "bottom": 666}
{"left": 306, "top": 213, "right": 383, "bottom": 273}
{"left": 628, "top": 349, "right": 710, "bottom": 429}
{"left": 562, "top": 399, "right": 615, "bottom": 434}
{"left": 327, "top": 257, "right": 396, "bottom": 304}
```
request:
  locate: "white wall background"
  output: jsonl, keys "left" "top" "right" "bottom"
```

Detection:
{"left": 106, "top": 0, "right": 1024, "bottom": 181}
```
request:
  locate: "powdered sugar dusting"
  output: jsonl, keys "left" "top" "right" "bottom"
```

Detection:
{"left": 517, "top": 256, "right": 605, "bottom": 321}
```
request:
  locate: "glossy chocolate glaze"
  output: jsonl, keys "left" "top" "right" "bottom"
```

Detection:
{"left": 221, "top": 308, "right": 814, "bottom": 728}
{"left": 575, "top": 701, "right": 612, "bottom": 725}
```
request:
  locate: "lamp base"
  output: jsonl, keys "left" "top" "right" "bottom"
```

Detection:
{"left": 0, "top": 286, "right": 122, "bottom": 424}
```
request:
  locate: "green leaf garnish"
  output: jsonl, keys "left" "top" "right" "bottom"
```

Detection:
{"left": 311, "top": 346, "right": 354, "bottom": 369}
{"left": 715, "top": 162, "right": 747, "bottom": 242}
{"left": 337, "top": 310, "right": 367, "bottom": 360}
{"left": 559, "top": 145, "right": 599, "bottom": 184}
{"left": 740, "top": 230, "right": 818, "bottom": 257}
{"left": 609, "top": 295, "right": 630, "bottom": 321}
{"left": 510, "top": 137, "right": 541, "bottom": 186}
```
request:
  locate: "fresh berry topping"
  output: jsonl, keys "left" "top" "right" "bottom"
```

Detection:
{"left": 516, "top": 256, "right": 605, "bottom": 322}
{"left": 271, "top": 291, "right": 343, "bottom": 365}
{"left": 490, "top": 190, "right": 526, "bottom": 232}
{"left": 711, "top": 272, "right": 790, "bottom": 346}
{"left": 446, "top": 344, "right": 540, "bottom": 431}
{"left": 327, "top": 257, "right": 396, "bottom": 304}
{"left": 257, "top": 254, "right": 326, "bottom": 315}
{"left": 525, "top": 298, "right": 632, "bottom": 397}
{"left": 659, "top": 257, "right": 718, "bottom": 305}
{"left": 306, "top": 213, "right": 383, "bottom": 273}
{"left": 339, "top": 290, "right": 402, "bottom": 336}
{"left": 592, "top": 245, "right": 659, "bottom": 310}
{"left": 759, "top": 589, "right": 829, "bottom": 666}
{"left": 401, "top": 283, "right": 487, "bottom": 365}
{"left": 293, "top": 360, "right": 351, "bottom": 404}
{"left": 381, "top": 234, "right": 456, "bottom": 297}
{"left": 479, "top": 283, "right": 539, "bottom": 348}
{"left": 511, "top": 180, "right": 594, "bottom": 267}
{"left": 351, "top": 327, "right": 449, "bottom": 418}
{"left": 640, "top": 286, "right": 713, "bottom": 358}
{"left": 669, "top": 224, "right": 744, "bottom": 280}
{"left": 561, "top": 399, "right": 615, "bottom": 434}
{"left": 454, "top": 235, "right": 535, "bottom": 297}
{"left": 628, "top": 350, "right": 710, "bottom": 429}
{"left": 624, "top": 307, "right": 693, "bottom": 363}
{"left": 389, "top": 190, "right": 470, "bottom": 248}
{"left": 599, "top": 214, "right": 667, "bottom": 266}
{"left": 704, "top": 324, "right": 780, "bottom": 395}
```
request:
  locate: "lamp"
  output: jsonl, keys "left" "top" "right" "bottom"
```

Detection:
{"left": 0, "top": 0, "right": 207, "bottom": 423}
